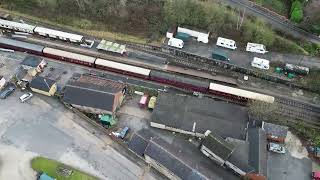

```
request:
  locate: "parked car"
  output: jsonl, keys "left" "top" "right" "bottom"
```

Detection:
{"left": 267, "top": 142, "right": 286, "bottom": 154}
{"left": 112, "top": 127, "right": 129, "bottom": 139}
{"left": 19, "top": 92, "right": 33, "bottom": 102}
{"left": 312, "top": 171, "right": 320, "bottom": 180}
{"left": 0, "top": 86, "right": 15, "bottom": 99}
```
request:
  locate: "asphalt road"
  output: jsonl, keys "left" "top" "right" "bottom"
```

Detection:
{"left": 267, "top": 151, "right": 312, "bottom": 180}
{"left": 183, "top": 40, "right": 320, "bottom": 69}
{"left": 217, "top": 0, "right": 320, "bottom": 44}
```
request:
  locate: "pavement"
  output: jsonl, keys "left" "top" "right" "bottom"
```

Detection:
{"left": 267, "top": 131, "right": 312, "bottom": 180}
{"left": 182, "top": 40, "right": 320, "bottom": 69}
{"left": 0, "top": 51, "right": 168, "bottom": 180}
{"left": 215, "top": 0, "right": 320, "bottom": 44}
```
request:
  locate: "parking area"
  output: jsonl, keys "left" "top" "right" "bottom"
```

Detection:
{"left": 267, "top": 131, "right": 312, "bottom": 180}
{"left": 181, "top": 39, "right": 320, "bottom": 69}
{"left": 0, "top": 52, "right": 166, "bottom": 180}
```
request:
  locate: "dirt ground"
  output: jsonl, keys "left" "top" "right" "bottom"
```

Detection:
{"left": 285, "top": 131, "right": 309, "bottom": 159}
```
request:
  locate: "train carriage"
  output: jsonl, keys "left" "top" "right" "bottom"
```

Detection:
{"left": 42, "top": 47, "right": 96, "bottom": 67}
{"left": 209, "top": 83, "right": 274, "bottom": 104}
{"left": 0, "top": 19, "right": 36, "bottom": 33}
{"left": 34, "top": 27, "right": 84, "bottom": 43}
{"left": 0, "top": 37, "right": 44, "bottom": 55}
{"left": 150, "top": 70, "right": 209, "bottom": 92}
{"left": 95, "top": 58, "right": 151, "bottom": 78}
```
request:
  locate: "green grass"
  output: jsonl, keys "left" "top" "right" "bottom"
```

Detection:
{"left": 254, "top": 0, "right": 289, "bottom": 16}
{"left": 31, "top": 157, "right": 97, "bottom": 180}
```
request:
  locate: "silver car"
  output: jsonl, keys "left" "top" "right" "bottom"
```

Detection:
{"left": 267, "top": 142, "right": 286, "bottom": 154}
{"left": 19, "top": 92, "right": 33, "bottom": 102}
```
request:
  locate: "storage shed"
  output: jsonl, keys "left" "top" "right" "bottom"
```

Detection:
{"left": 30, "top": 76, "right": 57, "bottom": 96}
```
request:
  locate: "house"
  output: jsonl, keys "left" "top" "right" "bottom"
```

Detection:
{"left": 62, "top": 74, "right": 126, "bottom": 115}
{"left": 30, "top": 76, "right": 57, "bottom": 96}
{"left": 143, "top": 135, "right": 240, "bottom": 180}
{"left": 21, "top": 55, "right": 46, "bottom": 72}
{"left": 0, "top": 76, "right": 5, "bottom": 89}
{"left": 20, "top": 56, "right": 46, "bottom": 77}
{"left": 200, "top": 131, "right": 235, "bottom": 166}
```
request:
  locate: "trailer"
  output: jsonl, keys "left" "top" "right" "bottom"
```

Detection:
{"left": 216, "top": 37, "right": 237, "bottom": 50}
{"left": 251, "top": 57, "right": 270, "bottom": 70}
{"left": 177, "top": 27, "right": 209, "bottom": 43}
{"left": 246, "top": 43, "right": 268, "bottom": 54}
{"left": 168, "top": 38, "right": 184, "bottom": 49}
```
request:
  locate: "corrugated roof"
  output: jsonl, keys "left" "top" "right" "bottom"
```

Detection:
{"left": 128, "top": 129, "right": 156, "bottom": 157}
{"left": 30, "top": 76, "right": 56, "bottom": 92}
{"left": 202, "top": 133, "right": 235, "bottom": 161}
{"left": 34, "top": 27, "right": 83, "bottom": 42}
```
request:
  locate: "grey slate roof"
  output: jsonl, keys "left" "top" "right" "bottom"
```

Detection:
{"left": 262, "top": 122, "right": 288, "bottom": 138}
{"left": 15, "top": 66, "right": 28, "bottom": 81}
{"left": 202, "top": 133, "right": 235, "bottom": 161}
{"left": 144, "top": 136, "right": 240, "bottom": 180}
{"left": 248, "top": 128, "right": 267, "bottom": 176}
{"left": 226, "top": 138, "right": 255, "bottom": 173}
{"left": 21, "top": 56, "right": 42, "bottom": 67}
{"left": 62, "top": 75, "right": 125, "bottom": 112}
{"left": 128, "top": 129, "right": 156, "bottom": 157}
{"left": 30, "top": 76, "right": 56, "bottom": 92}
{"left": 0, "top": 37, "right": 44, "bottom": 52}
{"left": 151, "top": 93, "right": 248, "bottom": 139}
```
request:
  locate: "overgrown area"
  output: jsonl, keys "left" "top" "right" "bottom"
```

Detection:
{"left": 1, "top": 0, "right": 319, "bottom": 56}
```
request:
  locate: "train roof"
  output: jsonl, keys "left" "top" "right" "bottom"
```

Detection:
{"left": 150, "top": 70, "right": 209, "bottom": 88}
{"left": 34, "top": 27, "right": 84, "bottom": 42}
{"left": 95, "top": 58, "right": 151, "bottom": 76}
{"left": 0, "top": 37, "right": 44, "bottom": 52}
{"left": 43, "top": 47, "right": 96, "bottom": 64}
{"left": 209, "top": 83, "right": 274, "bottom": 103}
{"left": 0, "top": 19, "right": 36, "bottom": 33}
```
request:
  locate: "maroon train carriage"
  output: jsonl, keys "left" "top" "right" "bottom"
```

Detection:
{"left": 0, "top": 37, "right": 44, "bottom": 56}
{"left": 94, "top": 58, "right": 151, "bottom": 79}
{"left": 42, "top": 47, "right": 96, "bottom": 67}
{"left": 149, "top": 70, "right": 209, "bottom": 93}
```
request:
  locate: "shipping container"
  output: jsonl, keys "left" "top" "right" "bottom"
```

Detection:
{"left": 177, "top": 27, "right": 209, "bottom": 43}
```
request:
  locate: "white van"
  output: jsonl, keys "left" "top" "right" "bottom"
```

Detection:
{"left": 168, "top": 38, "right": 184, "bottom": 49}
{"left": 246, "top": 43, "right": 268, "bottom": 54}
{"left": 251, "top": 57, "right": 270, "bottom": 70}
{"left": 216, "top": 37, "right": 237, "bottom": 50}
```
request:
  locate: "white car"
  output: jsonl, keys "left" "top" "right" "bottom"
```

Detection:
{"left": 19, "top": 92, "right": 33, "bottom": 102}
{"left": 267, "top": 142, "right": 286, "bottom": 154}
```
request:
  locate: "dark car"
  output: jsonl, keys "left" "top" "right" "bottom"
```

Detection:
{"left": 0, "top": 86, "right": 15, "bottom": 99}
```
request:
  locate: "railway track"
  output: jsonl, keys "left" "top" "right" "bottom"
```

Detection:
{"left": 275, "top": 97, "right": 320, "bottom": 124}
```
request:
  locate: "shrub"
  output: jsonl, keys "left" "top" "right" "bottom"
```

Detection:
{"left": 290, "top": 1, "right": 303, "bottom": 23}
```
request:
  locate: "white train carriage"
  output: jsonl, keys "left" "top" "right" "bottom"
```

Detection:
{"left": 95, "top": 58, "right": 151, "bottom": 78}
{"left": 34, "top": 27, "right": 84, "bottom": 43}
{"left": 209, "top": 83, "right": 275, "bottom": 103}
{"left": 43, "top": 47, "right": 96, "bottom": 66}
{"left": 0, "top": 19, "right": 36, "bottom": 33}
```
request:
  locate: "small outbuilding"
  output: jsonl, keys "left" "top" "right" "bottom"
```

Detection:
{"left": 62, "top": 74, "right": 126, "bottom": 115}
{"left": 30, "top": 76, "right": 57, "bottom": 96}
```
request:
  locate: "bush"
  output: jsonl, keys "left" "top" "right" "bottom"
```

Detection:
{"left": 301, "top": 42, "right": 320, "bottom": 56}
{"left": 272, "top": 36, "right": 308, "bottom": 54}
{"left": 290, "top": 0, "right": 303, "bottom": 23}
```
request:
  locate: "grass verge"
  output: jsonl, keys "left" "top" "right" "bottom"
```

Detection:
{"left": 31, "top": 156, "right": 97, "bottom": 180}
